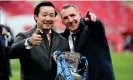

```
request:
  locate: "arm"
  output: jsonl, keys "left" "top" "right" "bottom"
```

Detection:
{"left": 83, "top": 11, "right": 107, "bottom": 43}
{"left": 93, "top": 19, "right": 115, "bottom": 80}
{"left": 9, "top": 33, "right": 29, "bottom": 58}
{"left": 9, "top": 28, "right": 42, "bottom": 59}
{"left": 84, "top": 12, "right": 115, "bottom": 80}
{"left": 84, "top": 15, "right": 108, "bottom": 44}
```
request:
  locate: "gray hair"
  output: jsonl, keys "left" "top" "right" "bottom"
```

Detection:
{"left": 61, "top": 4, "right": 79, "bottom": 12}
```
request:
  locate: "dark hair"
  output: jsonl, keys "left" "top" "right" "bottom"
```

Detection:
{"left": 34, "top": 1, "right": 57, "bottom": 16}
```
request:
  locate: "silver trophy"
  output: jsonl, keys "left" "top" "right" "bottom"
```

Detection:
{"left": 53, "top": 51, "right": 82, "bottom": 80}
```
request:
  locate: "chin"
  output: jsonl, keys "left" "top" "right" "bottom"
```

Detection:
{"left": 71, "top": 27, "right": 78, "bottom": 32}
{"left": 44, "top": 28, "right": 52, "bottom": 30}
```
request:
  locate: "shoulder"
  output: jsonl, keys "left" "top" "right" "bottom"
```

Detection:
{"left": 53, "top": 30, "right": 67, "bottom": 41}
{"left": 16, "top": 27, "right": 35, "bottom": 38}
{"left": 60, "top": 32, "right": 65, "bottom": 37}
{"left": 58, "top": 33, "right": 67, "bottom": 40}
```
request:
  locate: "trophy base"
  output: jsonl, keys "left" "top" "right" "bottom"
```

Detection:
{"left": 58, "top": 73, "right": 82, "bottom": 80}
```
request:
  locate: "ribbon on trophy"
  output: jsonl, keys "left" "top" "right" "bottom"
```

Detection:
{"left": 53, "top": 50, "right": 88, "bottom": 80}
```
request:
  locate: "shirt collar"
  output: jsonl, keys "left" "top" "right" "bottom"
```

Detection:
{"left": 48, "top": 30, "right": 52, "bottom": 34}
{"left": 70, "top": 31, "right": 74, "bottom": 35}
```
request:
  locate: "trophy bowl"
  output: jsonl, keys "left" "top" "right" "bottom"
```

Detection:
{"left": 53, "top": 51, "right": 83, "bottom": 80}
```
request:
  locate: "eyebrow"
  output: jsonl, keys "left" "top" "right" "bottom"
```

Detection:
{"left": 41, "top": 12, "right": 54, "bottom": 15}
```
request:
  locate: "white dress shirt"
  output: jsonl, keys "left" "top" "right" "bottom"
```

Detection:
{"left": 68, "top": 32, "right": 76, "bottom": 52}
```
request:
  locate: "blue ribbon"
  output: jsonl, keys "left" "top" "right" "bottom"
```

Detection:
{"left": 54, "top": 51, "right": 88, "bottom": 80}
{"left": 55, "top": 50, "right": 74, "bottom": 80}
{"left": 80, "top": 56, "right": 88, "bottom": 80}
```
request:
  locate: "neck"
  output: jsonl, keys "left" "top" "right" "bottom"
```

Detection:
{"left": 71, "top": 29, "right": 80, "bottom": 34}
{"left": 36, "top": 25, "right": 51, "bottom": 34}
{"left": 42, "top": 29, "right": 51, "bottom": 34}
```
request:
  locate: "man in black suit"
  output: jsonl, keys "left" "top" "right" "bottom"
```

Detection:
{"left": 9, "top": 1, "right": 69, "bottom": 80}
{"left": 0, "top": 26, "right": 10, "bottom": 80}
{"left": 60, "top": 4, "right": 115, "bottom": 80}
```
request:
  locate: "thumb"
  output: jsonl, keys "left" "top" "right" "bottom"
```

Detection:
{"left": 34, "top": 28, "right": 39, "bottom": 34}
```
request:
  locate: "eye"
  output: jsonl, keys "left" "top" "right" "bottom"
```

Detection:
{"left": 63, "top": 16, "right": 68, "bottom": 20}
{"left": 70, "top": 14, "right": 75, "bottom": 17}
{"left": 41, "top": 12, "right": 48, "bottom": 17}
{"left": 42, "top": 14, "right": 47, "bottom": 17}
{"left": 49, "top": 14, "right": 55, "bottom": 18}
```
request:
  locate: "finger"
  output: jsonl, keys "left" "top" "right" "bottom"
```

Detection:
{"left": 36, "top": 34, "right": 42, "bottom": 38}
{"left": 90, "top": 14, "right": 94, "bottom": 21}
{"left": 86, "top": 10, "right": 91, "bottom": 21}
{"left": 36, "top": 43, "right": 41, "bottom": 46}
{"left": 35, "top": 41, "right": 42, "bottom": 44}
{"left": 35, "top": 37, "right": 42, "bottom": 41}
{"left": 89, "top": 13, "right": 97, "bottom": 22}
{"left": 32, "top": 40, "right": 41, "bottom": 46}
{"left": 34, "top": 43, "right": 40, "bottom": 46}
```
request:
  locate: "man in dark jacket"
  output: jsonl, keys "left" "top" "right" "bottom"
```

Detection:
{"left": 0, "top": 26, "right": 10, "bottom": 80}
{"left": 9, "top": 1, "right": 70, "bottom": 80}
{"left": 0, "top": 24, "right": 14, "bottom": 47}
{"left": 60, "top": 4, "right": 115, "bottom": 80}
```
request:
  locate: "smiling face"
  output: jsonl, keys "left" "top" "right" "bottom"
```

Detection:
{"left": 60, "top": 6, "right": 81, "bottom": 32}
{"left": 34, "top": 6, "right": 55, "bottom": 31}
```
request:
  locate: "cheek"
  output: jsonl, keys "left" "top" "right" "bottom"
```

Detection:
{"left": 62, "top": 20, "right": 67, "bottom": 25}
{"left": 51, "top": 18, "right": 55, "bottom": 22}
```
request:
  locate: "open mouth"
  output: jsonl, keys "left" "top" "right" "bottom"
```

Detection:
{"left": 43, "top": 21, "right": 52, "bottom": 24}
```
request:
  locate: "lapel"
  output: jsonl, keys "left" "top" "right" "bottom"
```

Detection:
{"left": 50, "top": 30, "right": 60, "bottom": 55}
{"left": 75, "top": 18, "right": 90, "bottom": 52}
{"left": 75, "top": 25, "right": 90, "bottom": 52}
{"left": 41, "top": 34, "right": 50, "bottom": 53}
{"left": 30, "top": 26, "right": 49, "bottom": 53}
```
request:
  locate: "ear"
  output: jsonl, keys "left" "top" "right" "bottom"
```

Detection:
{"left": 61, "top": 19, "right": 65, "bottom": 24}
{"left": 78, "top": 12, "right": 81, "bottom": 17}
{"left": 34, "top": 15, "right": 38, "bottom": 21}
{"left": 60, "top": 15, "right": 65, "bottom": 24}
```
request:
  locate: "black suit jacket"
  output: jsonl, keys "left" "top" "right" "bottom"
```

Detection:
{"left": 9, "top": 26, "right": 70, "bottom": 80}
{"left": 0, "top": 40, "right": 10, "bottom": 80}
{"left": 0, "top": 26, "right": 11, "bottom": 80}
{"left": 61, "top": 18, "right": 115, "bottom": 80}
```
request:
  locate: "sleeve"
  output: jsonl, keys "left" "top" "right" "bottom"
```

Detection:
{"left": 86, "top": 18, "right": 115, "bottom": 80}
{"left": 24, "top": 37, "right": 33, "bottom": 49}
{"left": 9, "top": 33, "right": 30, "bottom": 58}
{"left": 94, "top": 19, "right": 115, "bottom": 80}
{"left": 86, "top": 17, "right": 108, "bottom": 44}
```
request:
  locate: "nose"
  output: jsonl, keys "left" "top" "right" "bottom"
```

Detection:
{"left": 46, "top": 16, "right": 51, "bottom": 20}
{"left": 68, "top": 16, "right": 73, "bottom": 22}
{"left": 45, "top": 16, "right": 51, "bottom": 23}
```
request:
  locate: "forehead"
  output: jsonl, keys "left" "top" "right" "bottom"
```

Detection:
{"left": 61, "top": 7, "right": 79, "bottom": 17}
{"left": 39, "top": 6, "right": 55, "bottom": 13}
